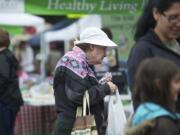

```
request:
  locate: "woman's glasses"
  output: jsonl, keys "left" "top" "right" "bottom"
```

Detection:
{"left": 162, "top": 13, "right": 180, "bottom": 24}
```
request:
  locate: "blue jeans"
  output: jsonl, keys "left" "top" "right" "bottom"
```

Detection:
{"left": 0, "top": 103, "right": 19, "bottom": 135}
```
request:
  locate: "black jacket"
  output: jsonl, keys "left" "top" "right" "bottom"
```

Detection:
{"left": 53, "top": 57, "right": 111, "bottom": 132}
{"left": 0, "top": 49, "right": 23, "bottom": 107}
{"left": 127, "top": 30, "right": 180, "bottom": 111}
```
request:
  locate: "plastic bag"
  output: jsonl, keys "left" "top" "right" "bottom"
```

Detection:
{"left": 106, "top": 90, "right": 127, "bottom": 135}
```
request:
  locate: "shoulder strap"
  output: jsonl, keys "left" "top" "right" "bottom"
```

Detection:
{"left": 83, "top": 90, "right": 90, "bottom": 116}
{"left": 76, "top": 90, "right": 91, "bottom": 117}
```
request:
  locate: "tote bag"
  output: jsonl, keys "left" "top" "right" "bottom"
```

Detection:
{"left": 71, "top": 91, "right": 98, "bottom": 135}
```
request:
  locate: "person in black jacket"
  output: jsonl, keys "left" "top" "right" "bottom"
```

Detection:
{"left": 127, "top": 0, "right": 180, "bottom": 111}
{"left": 125, "top": 57, "right": 180, "bottom": 135}
{"left": 0, "top": 28, "right": 23, "bottom": 135}
{"left": 52, "top": 27, "right": 118, "bottom": 135}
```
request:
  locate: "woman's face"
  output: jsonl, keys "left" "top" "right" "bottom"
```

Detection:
{"left": 170, "top": 73, "right": 180, "bottom": 102}
{"left": 154, "top": 3, "right": 180, "bottom": 41}
{"left": 87, "top": 45, "right": 107, "bottom": 65}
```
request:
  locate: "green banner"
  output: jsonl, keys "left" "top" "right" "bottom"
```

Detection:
{"left": 26, "top": 0, "right": 146, "bottom": 15}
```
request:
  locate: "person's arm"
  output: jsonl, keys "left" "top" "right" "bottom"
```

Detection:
{"left": 127, "top": 41, "right": 152, "bottom": 90}
{"left": 128, "top": 42, "right": 153, "bottom": 110}
{"left": 0, "top": 52, "right": 11, "bottom": 93}
{"left": 65, "top": 69, "right": 111, "bottom": 105}
{"left": 54, "top": 64, "right": 111, "bottom": 106}
{"left": 0, "top": 74, "right": 9, "bottom": 90}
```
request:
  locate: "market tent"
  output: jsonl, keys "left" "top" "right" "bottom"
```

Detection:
{"left": 0, "top": 13, "right": 45, "bottom": 32}
{"left": 44, "top": 15, "right": 102, "bottom": 43}
{"left": 28, "top": 18, "right": 77, "bottom": 47}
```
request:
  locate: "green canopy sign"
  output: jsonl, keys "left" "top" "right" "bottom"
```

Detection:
{"left": 26, "top": 0, "right": 145, "bottom": 15}
{"left": 0, "top": 0, "right": 146, "bottom": 15}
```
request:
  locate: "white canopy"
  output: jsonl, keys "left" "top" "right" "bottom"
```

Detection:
{"left": 0, "top": 13, "right": 45, "bottom": 32}
{"left": 44, "top": 15, "right": 102, "bottom": 43}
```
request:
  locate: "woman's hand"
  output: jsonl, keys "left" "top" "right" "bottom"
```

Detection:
{"left": 99, "top": 72, "right": 112, "bottom": 84}
{"left": 107, "top": 81, "right": 117, "bottom": 94}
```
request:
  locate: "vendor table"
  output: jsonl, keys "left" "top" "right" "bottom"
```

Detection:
{"left": 14, "top": 104, "right": 57, "bottom": 135}
{"left": 14, "top": 84, "right": 132, "bottom": 135}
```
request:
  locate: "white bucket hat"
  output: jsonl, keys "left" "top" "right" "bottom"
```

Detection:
{"left": 74, "top": 27, "right": 117, "bottom": 47}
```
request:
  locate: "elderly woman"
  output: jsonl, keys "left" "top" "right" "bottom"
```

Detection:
{"left": 52, "top": 27, "right": 117, "bottom": 135}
